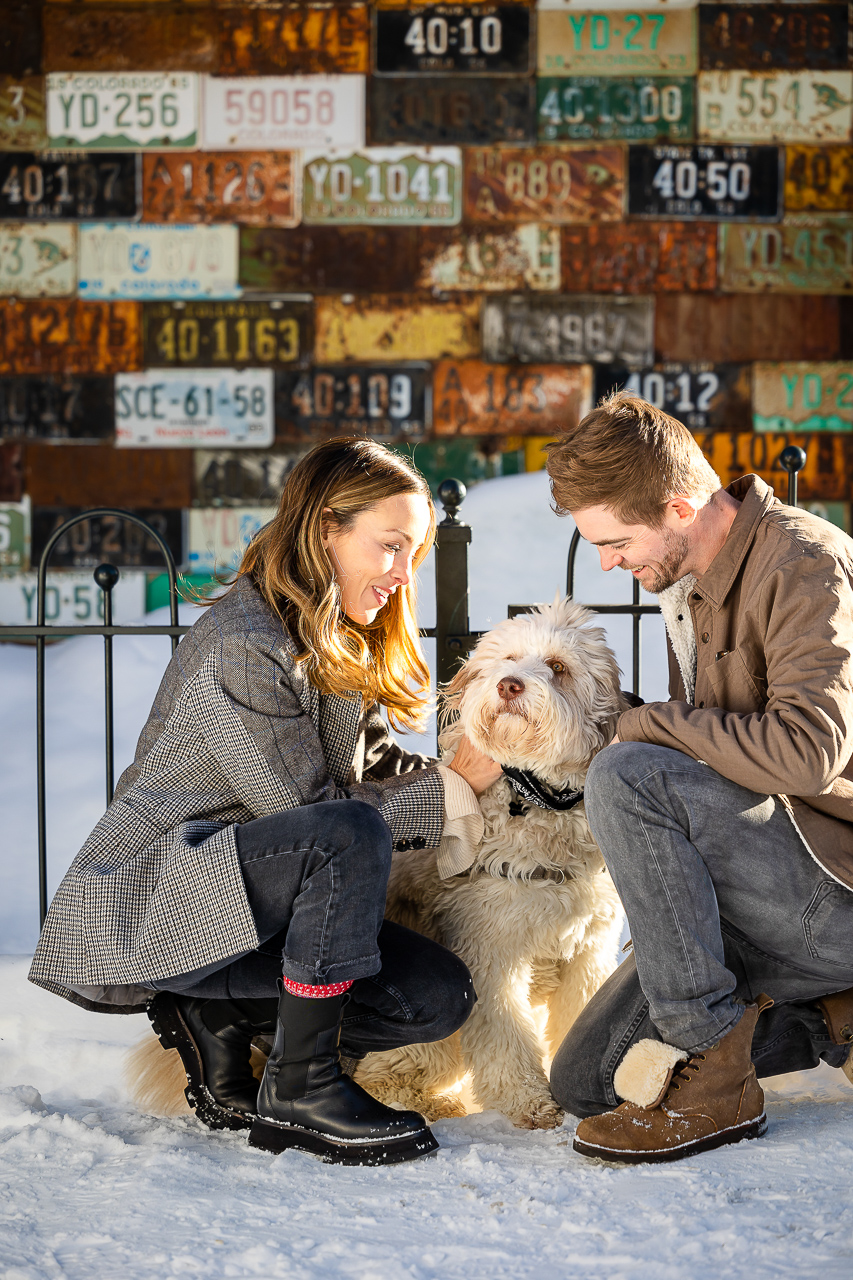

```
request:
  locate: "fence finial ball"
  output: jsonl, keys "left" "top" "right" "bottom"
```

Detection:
{"left": 94, "top": 563, "right": 120, "bottom": 592}
{"left": 780, "top": 446, "right": 807, "bottom": 475}
{"left": 438, "top": 478, "right": 467, "bottom": 525}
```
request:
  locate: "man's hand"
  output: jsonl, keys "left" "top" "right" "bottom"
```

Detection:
{"left": 449, "top": 735, "right": 503, "bottom": 797}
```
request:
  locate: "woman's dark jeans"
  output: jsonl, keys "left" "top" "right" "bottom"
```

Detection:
{"left": 150, "top": 800, "right": 475, "bottom": 1057}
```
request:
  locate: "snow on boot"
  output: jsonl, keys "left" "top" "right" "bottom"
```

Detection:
{"left": 147, "top": 992, "right": 277, "bottom": 1132}
{"left": 573, "top": 994, "right": 774, "bottom": 1165}
{"left": 248, "top": 985, "right": 438, "bottom": 1165}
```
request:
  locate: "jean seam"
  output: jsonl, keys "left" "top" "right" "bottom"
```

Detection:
{"left": 604, "top": 1000, "right": 653, "bottom": 1106}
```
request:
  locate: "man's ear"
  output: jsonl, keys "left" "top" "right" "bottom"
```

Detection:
{"left": 667, "top": 496, "right": 700, "bottom": 528}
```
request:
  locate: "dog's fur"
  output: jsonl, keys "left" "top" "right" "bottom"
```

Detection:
{"left": 353, "top": 597, "right": 625, "bottom": 1129}
{"left": 126, "top": 597, "right": 624, "bottom": 1129}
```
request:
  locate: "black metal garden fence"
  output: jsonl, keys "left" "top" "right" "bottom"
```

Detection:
{"left": 0, "top": 448, "right": 806, "bottom": 926}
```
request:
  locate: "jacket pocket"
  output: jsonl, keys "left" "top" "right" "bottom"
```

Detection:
{"left": 704, "top": 649, "right": 766, "bottom": 714}
{"left": 802, "top": 880, "right": 853, "bottom": 968}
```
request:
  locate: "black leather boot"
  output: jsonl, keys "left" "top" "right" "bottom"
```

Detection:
{"left": 248, "top": 986, "right": 439, "bottom": 1165}
{"left": 147, "top": 992, "right": 277, "bottom": 1132}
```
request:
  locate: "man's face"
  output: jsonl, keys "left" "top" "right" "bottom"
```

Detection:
{"left": 573, "top": 504, "right": 690, "bottom": 595}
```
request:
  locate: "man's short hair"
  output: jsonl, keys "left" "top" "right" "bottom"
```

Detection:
{"left": 546, "top": 391, "right": 722, "bottom": 528}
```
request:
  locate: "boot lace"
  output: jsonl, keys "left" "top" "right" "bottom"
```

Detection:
{"left": 669, "top": 1053, "right": 706, "bottom": 1091}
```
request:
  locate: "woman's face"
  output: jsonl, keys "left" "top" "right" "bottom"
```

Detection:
{"left": 322, "top": 492, "right": 432, "bottom": 625}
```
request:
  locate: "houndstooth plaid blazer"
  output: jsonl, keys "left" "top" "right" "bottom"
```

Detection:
{"left": 29, "top": 574, "right": 443, "bottom": 1014}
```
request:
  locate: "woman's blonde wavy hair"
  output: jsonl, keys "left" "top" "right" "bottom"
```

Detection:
{"left": 236, "top": 437, "right": 435, "bottom": 731}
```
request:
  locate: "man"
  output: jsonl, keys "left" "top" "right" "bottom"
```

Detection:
{"left": 546, "top": 392, "right": 853, "bottom": 1164}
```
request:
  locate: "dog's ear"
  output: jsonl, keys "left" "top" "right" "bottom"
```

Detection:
{"left": 441, "top": 655, "right": 477, "bottom": 709}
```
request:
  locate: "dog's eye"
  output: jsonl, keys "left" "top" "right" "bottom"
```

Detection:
{"left": 547, "top": 660, "right": 566, "bottom": 675}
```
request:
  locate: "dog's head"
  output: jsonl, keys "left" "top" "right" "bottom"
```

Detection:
{"left": 442, "top": 596, "right": 624, "bottom": 783}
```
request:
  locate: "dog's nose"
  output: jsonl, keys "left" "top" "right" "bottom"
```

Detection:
{"left": 497, "top": 677, "right": 525, "bottom": 701}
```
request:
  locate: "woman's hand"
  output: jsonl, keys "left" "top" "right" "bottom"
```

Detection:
{"left": 449, "top": 735, "right": 503, "bottom": 797}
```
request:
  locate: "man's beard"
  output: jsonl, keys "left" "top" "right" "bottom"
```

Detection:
{"left": 625, "top": 529, "right": 690, "bottom": 594}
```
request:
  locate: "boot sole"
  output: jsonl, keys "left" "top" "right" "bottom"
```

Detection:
{"left": 147, "top": 994, "right": 254, "bottom": 1133}
{"left": 573, "top": 1112, "right": 767, "bottom": 1165}
{"left": 247, "top": 1116, "right": 440, "bottom": 1166}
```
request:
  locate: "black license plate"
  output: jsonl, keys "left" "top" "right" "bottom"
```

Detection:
{"left": 31, "top": 507, "right": 184, "bottom": 570}
{"left": 699, "top": 4, "right": 851, "bottom": 72}
{"left": 594, "top": 362, "right": 753, "bottom": 432}
{"left": 627, "top": 144, "right": 782, "bottom": 220}
{"left": 276, "top": 365, "right": 431, "bottom": 442}
{"left": 0, "top": 153, "right": 139, "bottom": 220}
{"left": 143, "top": 299, "right": 313, "bottom": 369}
{"left": 373, "top": 5, "right": 533, "bottom": 76}
{"left": 482, "top": 295, "right": 654, "bottom": 365}
{"left": 0, "top": 376, "right": 114, "bottom": 441}
{"left": 368, "top": 76, "right": 535, "bottom": 144}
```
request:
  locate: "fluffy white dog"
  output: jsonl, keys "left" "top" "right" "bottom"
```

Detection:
{"left": 353, "top": 596, "right": 626, "bottom": 1129}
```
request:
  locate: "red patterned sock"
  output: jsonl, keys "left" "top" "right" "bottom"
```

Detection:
{"left": 281, "top": 976, "right": 353, "bottom": 999}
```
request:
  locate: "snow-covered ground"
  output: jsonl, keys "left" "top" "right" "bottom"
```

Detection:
{"left": 2, "top": 471, "right": 852, "bottom": 1279}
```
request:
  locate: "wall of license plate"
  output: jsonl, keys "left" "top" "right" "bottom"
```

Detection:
{"left": 1, "top": 0, "right": 853, "bottom": 622}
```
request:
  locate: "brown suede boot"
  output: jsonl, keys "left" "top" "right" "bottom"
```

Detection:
{"left": 573, "top": 994, "right": 773, "bottom": 1165}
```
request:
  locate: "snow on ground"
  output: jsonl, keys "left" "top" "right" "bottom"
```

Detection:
{"left": 1, "top": 471, "right": 852, "bottom": 1279}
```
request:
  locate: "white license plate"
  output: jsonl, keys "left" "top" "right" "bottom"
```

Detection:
{"left": 78, "top": 223, "right": 239, "bottom": 299}
{"left": 202, "top": 76, "right": 366, "bottom": 151}
{"left": 0, "top": 224, "right": 76, "bottom": 296}
{"left": 47, "top": 72, "right": 198, "bottom": 150}
{"left": 187, "top": 507, "right": 274, "bottom": 574}
{"left": 115, "top": 369, "right": 274, "bottom": 448}
{"left": 698, "top": 71, "right": 853, "bottom": 144}
{"left": 0, "top": 569, "right": 146, "bottom": 626}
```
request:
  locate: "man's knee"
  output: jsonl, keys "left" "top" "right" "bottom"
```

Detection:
{"left": 549, "top": 1028, "right": 612, "bottom": 1119}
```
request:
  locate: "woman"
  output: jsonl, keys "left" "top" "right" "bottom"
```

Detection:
{"left": 29, "top": 438, "right": 501, "bottom": 1166}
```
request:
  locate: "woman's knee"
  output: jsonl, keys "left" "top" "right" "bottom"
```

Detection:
{"left": 426, "top": 949, "right": 476, "bottom": 1041}
{"left": 327, "top": 800, "right": 393, "bottom": 872}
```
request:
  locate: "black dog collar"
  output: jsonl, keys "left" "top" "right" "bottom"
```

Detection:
{"left": 502, "top": 766, "right": 584, "bottom": 813}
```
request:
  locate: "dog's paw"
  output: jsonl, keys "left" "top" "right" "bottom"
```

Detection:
{"left": 419, "top": 1091, "right": 468, "bottom": 1122}
{"left": 510, "top": 1096, "right": 565, "bottom": 1130}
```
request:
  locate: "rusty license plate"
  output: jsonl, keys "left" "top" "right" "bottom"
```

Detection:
{"left": 218, "top": 3, "right": 369, "bottom": 76}
{"left": 697, "top": 71, "right": 853, "bottom": 144}
{"left": 465, "top": 145, "right": 623, "bottom": 223}
{"left": 0, "top": 4, "right": 40, "bottom": 79}
{"left": 373, "top": 5, "right": 533, "bottom": 76}
{"left": 655, "top": 294, "right": 845, "bottom": 364}
{"left": 142, "top": 152, "right": 301, "bottom": 226}
{"left": 302, "top": 147, "right": 461, "bottom": 225}
{"left": 699, "top": 5, "right": 851, "bottom": 73}
{"left": 0, "top": 77, "right": 47, "bottom": 150}
{"left": 595, "top": 362, "right": 752, "bottom": 432}
{"left": 202, "top": 75, "right": 366, "bottom": 151}
{"left": 433, "top": 358, "right": 592, "bottom": 435}
{"left": 143, "top": 299, "right": 311, "bottom": 369}
{"left": 115, "top": 369, "right": 274, "bottom": 449}
{"left": 0, "top": 225, "right": 76, "bottom": 297}
{"left": 627, "top": 144, "right": 782, "bottom": 220}
{"left": 785, "top": 145, "right": 853, "bottom": 212}
{"left": 47, "top": 72, "right": 199, "bottom": 149}
{"left": 25, "top": 442, "right": 192, "bottom": 510}
{"left": 538, "top": 9, "right": 698, "bottom": 76}
{"left": 78, "top": 223, "right": 240, "bottom": 300}
{"left": 562, "top": 222, "right": 717, "bottom": 293}
{"left": 42, "top": 4, "right": 219, "bottom": 72}
{"left": 31, "top": 506, "right": 184, "bottom": 570}
{"left": 368, "top": 76, "right": 535, "bottom": 144}
{"left": 315, "top": 294, "right": 479, "bottom": 361}
{"left": 537, "top": 75, "right": 694, "bottom": 142}
{"left": 695, "top": 430, "right": 853, "bottom": 502}
{"left": 482, "top": 295, "right": 654, "bottom": 364}
{"left": 0, "top": 300, "right": 140, "bottom": 375}
{"left": 753, "top": 362, "right": 853, "bottom": 431}
{"left": 239, "top": 226, "right": 418, "bottom": 293}
{"left": 276, "top": 364, "right": 431, "bottom": 441}
{"left": 0, "top": 376, "right": 113, "bottom": 441}
{"left": 194, "top": 450, "right": 309, "bottom": 506}
{"left": 0, "top": 153, "right": 139, "bottom": 221}
{"left": 719, "top": 217, "right": 853, "bottom": 294}
{"left": 417, "top": 224, "right": 560, "bottom": 290}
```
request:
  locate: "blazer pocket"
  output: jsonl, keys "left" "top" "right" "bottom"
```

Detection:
{"left": 704, "top": 649, "right": 766, "bottom": 714}
{"left": 802, "top": 880, "right": 853, "bottom": 968}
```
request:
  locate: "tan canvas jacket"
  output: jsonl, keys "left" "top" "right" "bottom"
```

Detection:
{"left": 617, "top": 474, "right": 853, "bottom": 891}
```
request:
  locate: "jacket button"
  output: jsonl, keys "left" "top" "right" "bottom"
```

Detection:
{"left": 701, "top": 632, "right": 710, "bottom": 643}
{"left": 698, "top": 701, "right": 705, "bottom": 708}
{"left": 396, "top": 840, "right": 411, "bottom": 851}
{"left": 411, "top": 838, "right": 426, "bottom": 849}
{"left": 692, "top": 593, "right": 701, "bottom": 601}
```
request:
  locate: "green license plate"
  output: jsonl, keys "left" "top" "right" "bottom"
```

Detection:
{"left": 538, "top": 75, "right": 694, "bottom": 142}
{"left": 302, "top": 147, "right": 462, "bottom": 225}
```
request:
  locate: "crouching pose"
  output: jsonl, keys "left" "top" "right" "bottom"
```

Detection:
{"left": 29, "top": 438, "right": 501, "bottom": 1166}
{"left": 546, "top": 393, "right": 853, "bottom": 1164}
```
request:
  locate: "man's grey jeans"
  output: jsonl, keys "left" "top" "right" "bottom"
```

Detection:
{"left": 550, "top": 743, "right": 853, "bottom": 1119}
